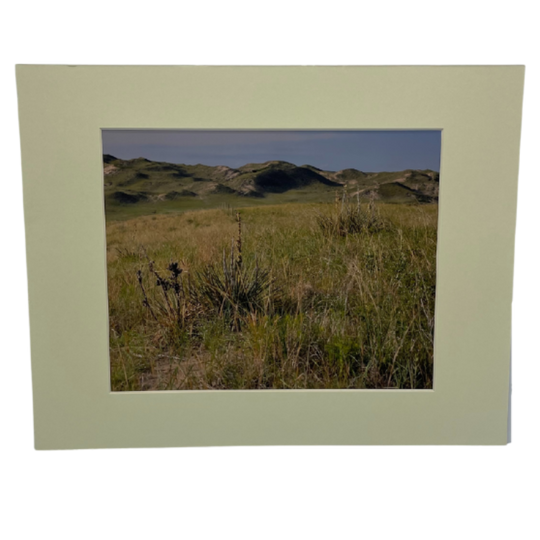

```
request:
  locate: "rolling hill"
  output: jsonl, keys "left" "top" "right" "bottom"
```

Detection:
{"left": 103, "top": 155, "right": 439, "bottom": 216}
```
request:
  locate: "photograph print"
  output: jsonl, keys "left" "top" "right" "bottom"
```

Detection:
{"left": 103, "top": 130, "right": 441, "bottom": 391}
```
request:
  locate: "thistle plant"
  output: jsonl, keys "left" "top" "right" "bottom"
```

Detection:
{"left": 136, "top": 257, "right": 200, "bottom": 329}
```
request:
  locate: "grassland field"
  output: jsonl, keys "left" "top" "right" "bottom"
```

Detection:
{"left": 106, "top": 199, "right": 437, "bottom": 390}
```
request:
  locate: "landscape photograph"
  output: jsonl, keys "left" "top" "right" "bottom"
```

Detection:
{"left": 103, "top": 130, "right": 441, "bottom": 391}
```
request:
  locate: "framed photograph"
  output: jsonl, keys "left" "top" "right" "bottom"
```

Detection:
{"left": 16, "top": 65, "right": 524, "bottom": 448}
{"left": 102, "top": 128, "right": 440, "bottom": 392}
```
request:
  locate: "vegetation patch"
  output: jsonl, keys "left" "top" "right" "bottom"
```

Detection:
{"left": 112, "top": 191, "right": 149, "bottom": 204}
{"left": 107, "top": 202, "right": 437, "bottom": 390}
{"left": 165, "top": 190, "right": 197, "bottom": 200}
{"left": 316, "top": 192, "right": 390, "bottom": 237}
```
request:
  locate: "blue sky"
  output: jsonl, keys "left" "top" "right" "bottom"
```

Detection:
{"left": 102, "top": 130, "right": 441, "bottom": 172}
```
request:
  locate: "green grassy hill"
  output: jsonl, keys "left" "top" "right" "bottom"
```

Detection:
{"left": 104, "top": 155, "right": 439, "bottom": 220}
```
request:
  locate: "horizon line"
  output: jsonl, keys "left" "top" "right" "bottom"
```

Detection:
{"left": 103, "top": 153, "right": 440, "bottom": 174}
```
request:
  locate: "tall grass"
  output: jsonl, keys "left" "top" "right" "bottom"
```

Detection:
{"left": 106, "top": 202, "right": 437, "bottom": 390}
{"left": 197, "top": 213, "right": 272, "bottom": 320}
{"left": 316, "top": 191, "right": 388, "bottom": 237}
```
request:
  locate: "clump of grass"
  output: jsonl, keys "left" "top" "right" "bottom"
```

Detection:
{"left": 197, "top": 213, "right": 276, "bottom": 328}
{"left": 220, "top": 203, "right": 237, "bottom": 219}
{"left": 316, "top": 190, "right": 388, "bottom": 237}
